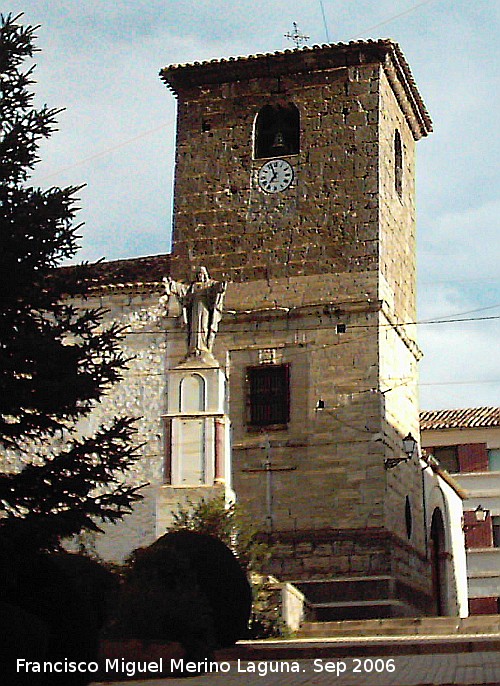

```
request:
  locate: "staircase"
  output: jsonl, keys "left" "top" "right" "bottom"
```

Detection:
{"left": 216, "top": 616, "right": 500, "bottom": 662}
{"left": 294, "top": 575, "right": 430, "bottom": 621}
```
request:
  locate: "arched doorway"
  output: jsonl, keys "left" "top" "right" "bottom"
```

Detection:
{"left": 430, "top": 508, "right": 447, "bottom": 615}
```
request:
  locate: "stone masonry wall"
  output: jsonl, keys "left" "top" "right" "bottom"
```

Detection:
{"left": 264, "top": 530, "right": 432, "bottom": 607}
{"left": 379, "top": 312, "right": 426, "bottom": 558}
{"left": 70, "top": 288, "right": 167, "bottom": 562}
{"left": 67, "top": 287, "right": 229, "bottom": 561}
{"left": 42, "top": 46, "right": 429, "bottom": 589}
{"left": 171, "top": 63, "right": 381, "bottom": 283}
{"left": 378, "top": 68, "right": 417, "bottom": 323}
{"left": 206, "top": 273, "right": 384, "bottom": 534}
{"left": 377, "top": 68, "right": 424, "bottom": 557}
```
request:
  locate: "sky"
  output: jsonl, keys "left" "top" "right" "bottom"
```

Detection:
{"left": 7, "top": 0, "right": 500, "bottom": 411}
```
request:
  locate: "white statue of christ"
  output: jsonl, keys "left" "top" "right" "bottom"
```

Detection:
{"left": 164, "top": 267, "right": 227, "bottom": 357}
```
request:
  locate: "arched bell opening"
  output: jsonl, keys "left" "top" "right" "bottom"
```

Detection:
{"left": 254, "top": 103, "right": 300, "bottom": 159}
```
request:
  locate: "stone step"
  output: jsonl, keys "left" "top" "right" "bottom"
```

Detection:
{"left": 310, "top": 599, "right": 417, "bottom": 622}
{"left": 294, "top": 575, "right": 427, "bottom": 621}
{"left": 294, "top": 576, "right": 395, "bottom": 604}
{"left": 297, "top": 615, "right": 500, "bottom": 638}
{"left": 217, "top": 634, "right": 500, "bottom": 662}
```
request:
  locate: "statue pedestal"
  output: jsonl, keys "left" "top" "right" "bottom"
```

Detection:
{"left": 163, "top": 354, "right": 231, "bottom": 493}
{"left": 158, "top": 269, "right": 232, "bottom": 533}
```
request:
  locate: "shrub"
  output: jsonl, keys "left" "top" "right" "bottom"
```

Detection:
{"left": 0, "top": 538, "right": 116, "bottom": 685}
{"left": 151, "top": 531, "right": 252, "bottom": 647}
{"left": 109, "top": 531, "right": 252, "bottom": 659}
{"left": 170, "top": 496, "right": 287, "bottom": 638}
{"left": 108, "top": 543, "right": 216, "bottom": 661}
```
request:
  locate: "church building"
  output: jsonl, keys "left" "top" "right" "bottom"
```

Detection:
{"left": 66, "top": 40, "right": 467, "bottom": 619}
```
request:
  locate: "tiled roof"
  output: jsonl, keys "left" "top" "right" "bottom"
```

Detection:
{"left": 160, "top": 39, "right": 432, "bottom": 139}
{"left": 420, "top": 407, "right": 500, "bottom": 431}
{"left": 56, "top": 254, "right": 171, "bottom": 292}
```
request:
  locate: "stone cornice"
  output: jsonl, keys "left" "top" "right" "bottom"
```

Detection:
{"left": 421, "top": 456, "right": 467, "bottom": 500}
{"left": 225, "top": 298, "right": 381, "bottom": 324}
{"left": 382, "top": 42, "right": 432, "bottom": 140}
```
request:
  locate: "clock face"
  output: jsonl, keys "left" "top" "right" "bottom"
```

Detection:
{"left": 257, "top": 159, "right": 294, "bottom": 193}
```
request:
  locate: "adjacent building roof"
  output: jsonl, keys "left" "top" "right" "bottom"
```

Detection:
{"left": 160, "top": 39, "right": 432, "bottom": 139}
{"left": 420, "top": 407, "right": 500, "bottom": 431}
{"left": 56, "top": 254, "right": 170, "bottom": 293}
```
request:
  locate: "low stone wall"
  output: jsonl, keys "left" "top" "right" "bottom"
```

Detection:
{"left": 266, "top": 577, "right": 306, "bottom": 632}
{"left": 280, "top": 582, "right": 306, "bottom": 632}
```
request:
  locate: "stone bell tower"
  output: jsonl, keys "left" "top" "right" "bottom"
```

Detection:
{"left": 161, "top": 40, "right": 435, "bottom": 617}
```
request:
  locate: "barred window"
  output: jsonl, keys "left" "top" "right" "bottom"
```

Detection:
{"left": 247, "top": 364, "right": 290, "bottom": 427}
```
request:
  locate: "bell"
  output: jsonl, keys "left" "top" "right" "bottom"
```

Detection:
{"left": 271, "top": 131, "right": 287, "bottom": 152}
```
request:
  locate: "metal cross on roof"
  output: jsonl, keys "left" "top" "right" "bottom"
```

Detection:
{"left": 284, "top": 22, "right": 310, "bottom": 49}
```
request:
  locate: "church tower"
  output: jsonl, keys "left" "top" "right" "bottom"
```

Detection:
{"left": 161, "top": 40, "right": 435, "bottom": 617}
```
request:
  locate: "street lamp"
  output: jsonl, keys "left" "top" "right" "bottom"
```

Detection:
{"left": 474, "top": 504, "right": 489, "bottom": 522}
{"left": 463, "top": 504, "right": 490, "bottom": 533}
{"left": 385, "top": 432, "right": 418, "bottom": 470}
{"left": 403, "top": 433, "right": 417, "bottom": 460}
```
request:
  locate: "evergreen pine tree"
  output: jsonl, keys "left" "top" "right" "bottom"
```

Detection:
{"left": 0, "top": 13, "right": 143, "bottom": 551}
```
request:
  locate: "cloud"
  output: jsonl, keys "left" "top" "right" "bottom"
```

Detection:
{"left": 417, "top": 280, "right": 500, "bottom": 409}
{"left": 418, "top": 319, "right": 500, "bottom": 409}
{"left": 7, "top": 0, "right": 500, "bottom": 410}
{"left": 418, "top": 200, "right": 500, "bottom": 285}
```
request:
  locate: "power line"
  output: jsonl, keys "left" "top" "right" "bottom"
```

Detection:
{"left": 318, "top": 0, "right": 331, "bottom": 42}
{"left": 418, "top": 303, "right": 500, "bottom": 324}
{"left": 116, "top": 310, "right": 499, "bottom": 391}
{"left": 113, "top": 368, "right": 500, "bottom": 395}
{"left": 37, "top": 122, "right": 170, "bottom": 182}
{"left": 349, "top": 0, "right": 439, "bottom": 40}
{"left": 123, "top": 310, "right": 500, "bottom": 337}
{"left": 33, "top": 2, "right": 443, "bottom": 183}
{"left": 419, "top": 379, "right": 500, "bottom": 387}
{"left": 417, "top": 314, "right": 500, "bottom": 326}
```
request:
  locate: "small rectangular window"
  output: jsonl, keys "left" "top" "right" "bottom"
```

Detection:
{"left": 493, "top": 516, "right": 500, "bottom": 548}
{"left": 488, "top": 449, "right": 500, "bottom": 472}
{"left": 247, "top": 364, "right": 290, "bottom": 427}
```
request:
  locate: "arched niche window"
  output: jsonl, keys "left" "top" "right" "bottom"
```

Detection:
{"left": 180, "top": 374, "right": 206, "bottom": 413}
{"left": 254, "top": 103, "right": 300, "bottom": 159}
{"left": 405, "top": 495, "right": 412, "bottom": 539}
{"left": 394, "top": 129, "right": 403, "bottom": 197}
